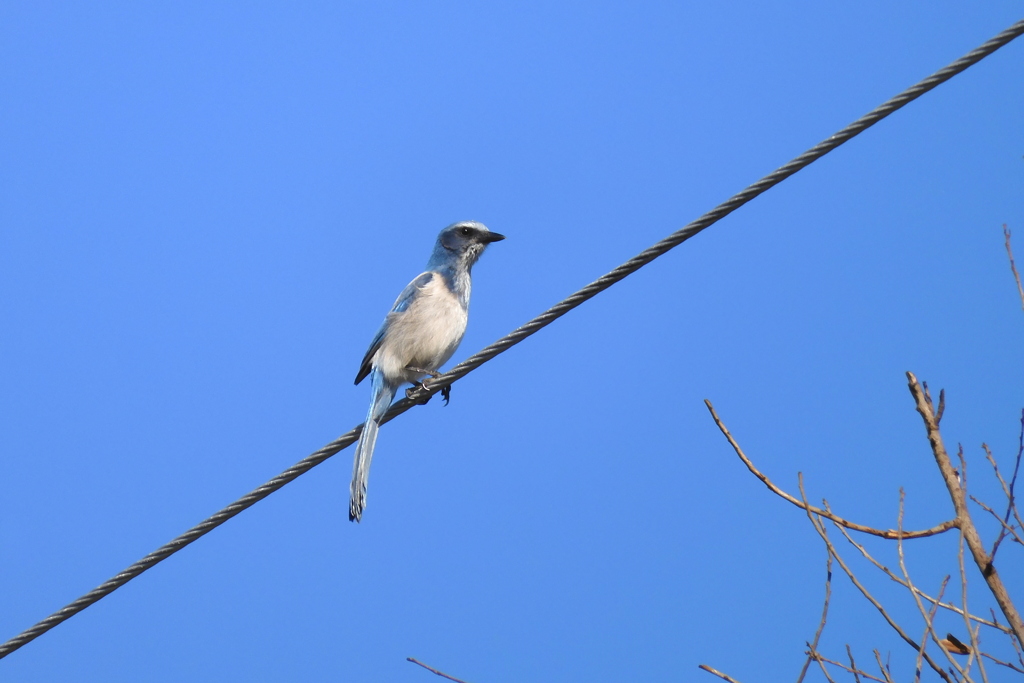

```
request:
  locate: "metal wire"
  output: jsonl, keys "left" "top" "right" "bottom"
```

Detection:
{"left": 2, "top": 17, "right": 1022, "bottom": 661}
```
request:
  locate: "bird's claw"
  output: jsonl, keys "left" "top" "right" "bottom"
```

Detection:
{"left": 403, "top": 381, "right": 451, "bottom": 406}
{"left": 406, "top": 382, "right": 432, "bottom": 405}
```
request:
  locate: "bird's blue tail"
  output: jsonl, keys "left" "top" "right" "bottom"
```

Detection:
{"left": 349, "top": 369, "right": 397, "bottom": 522}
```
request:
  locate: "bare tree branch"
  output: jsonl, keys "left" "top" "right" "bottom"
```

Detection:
{"left": 873, "top": 650, "right": 895, "bottom": 683}
{"left": 698, "top": 664, "right": 744, "bottom": 683}
{"left": 912, "top": 589, "right": 941, "bottom": 683}
{"left": 971, "top": 495, "right": 1024, "bottom": 552}
{"left": 407, "top": 657, "right": 473, "bottom": 683}
{"left": 1013, "top": 414, "right": 1024, "bottom": 531}
{"left": 812, "top": 651, "right": 840, "bottom": 683}
{"left": 798, "top": 479, "right": 953, "bottom": 682}
{"left": 896, "top": 491, "right": 964, "bottom": 681}
{"left": 995, "top": 418, "right": 1023, "bottom": 539}
{"left": 705, "top": 400, "right": 958, "bottom": 539}
{"left": 797, "top": 550, "right": 833, "bottom": 683}
{"left": 981, "top": 441, "right": 1022, "bottom": 528}
{"left": 980, "top": 651, "right": 1024, "bottom": 674}
{"left": 831, "top": 520, "right": 1011, "bottom": 634}
{"left": 991, "top": 608, "right": 1024, "bottom": 670}
{"left": 809, "top": 651, "right": 887, "bottom": 683}
{"left": 1005, "top": 224, "right": 1024, "bottom": 313}
{"left": 847, "top": 644, "right": 864, "bottom": 683}
{"left": 906, "top": 372, "right": 1024, "bottom": 648}
{"left": 704, "top": 370, "right": 1022, "bottom": 681}
{"left": 960, "top": 527, "right": 989, "bottom": 683}
{"left": 980, "top": 440, "right": 1024, "bottom": 558}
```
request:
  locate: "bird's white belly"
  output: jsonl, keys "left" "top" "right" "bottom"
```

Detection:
{"left": 375, "top": 274, "right": 468, "bottom": 384}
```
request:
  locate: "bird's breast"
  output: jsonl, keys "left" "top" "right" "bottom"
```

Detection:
{"left": 375, "top": 273, "right": 469, "bottom": 383}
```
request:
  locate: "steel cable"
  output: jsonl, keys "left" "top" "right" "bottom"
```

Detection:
{"left": 2, "top": 17, "right": 1022, "bottom": 661}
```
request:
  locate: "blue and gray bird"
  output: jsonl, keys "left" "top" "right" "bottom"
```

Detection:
{"left": 349, "top": 221, "right": 505, "bottom": 522}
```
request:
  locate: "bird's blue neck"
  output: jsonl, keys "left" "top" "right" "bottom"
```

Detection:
{"left": 427, "top": 257, "right": 472, "bottom": 309}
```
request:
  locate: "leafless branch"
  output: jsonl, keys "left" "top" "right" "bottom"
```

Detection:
{"left": 960, "top": 527, "right": 988, "bottom": 683}
{"left": 981, "top": 443, "right": 1019, "bottom": 520}
{"left": 1005, "top": 224, "right": 1024, "bottom": 313}
{"left": 873, "top": 650, "right": 895, "bottom": 683}
{"left": 798, "top": 479, "right": 953, "bottom": 682}
{"left": 705, "top": 372, "right": 1022, "bottom": 681}
{"left": 953, "top": 451, "right": 985, "bottom": 682}
{"left": 980, "top": 439, "right": 1024, "bottom": 558}
{"left": 808, "top": 652, "right": 887, "bottom": 683}
{"left": 847, "top": 644, "right": 863, "bottom": 683}
{"left": 698, "top": 663, "right": 744, "bottom": 683}
{"left": 1000, "top": 418, "right": 1023, "bottom": 535}
{"left": 831, "top": 520, "right": 1011, "bottom": 634}
{"left": 705, "top": 400, "right": 958, "bottom": 539}
{"left": 971, "top": 495, "right": 1024, "bottom": 552}
{"left": 797, "top": 550, "right": 833, "bottom": 683}
{"left": 913, "top": 590, "right": 940, "bottom": 683}
{"left": 980, "top": 651, "right": 1024, "bottom": 674}
{"left": 907, "top": 372, "right": 1024, "bottom": 648}
{"left": 958, "top": 445, "right": 969, "bottom": 497}
{"left": 812, "top": 651, "right": 840, "bottom": 683}
{"left": 992, "top": 608, "right": 1024, "bottom": 670}
{"left": 407, "top": 657, "right": 473, "bottom": 683}
{"left": 897, "top": 490, "right": 960, "bottom": 681}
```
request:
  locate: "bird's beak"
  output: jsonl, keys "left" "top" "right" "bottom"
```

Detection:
{"left": 482, "top": 231, "right": 505, "bottom": 243}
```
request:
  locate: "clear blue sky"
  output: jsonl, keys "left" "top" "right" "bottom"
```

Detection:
{"left": 2, "top": 3, "right": 1022, "bottom": 681}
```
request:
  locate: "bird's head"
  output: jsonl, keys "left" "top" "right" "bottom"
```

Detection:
{"left": 430, "top": 221, "right": 505, "bottom": 271}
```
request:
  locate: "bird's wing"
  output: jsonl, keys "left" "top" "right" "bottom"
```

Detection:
{"left": 354, "top": 271, "right": 435, "bottom": 385}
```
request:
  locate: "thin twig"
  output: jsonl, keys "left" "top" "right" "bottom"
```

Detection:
{"left": 811, "top": 651, "right": 839, "bottom": 683}
{"left": 831, "top": 520, "right": 1011, "bottom": 634}
{"left": 980, "top": 441, "right": 1024, "bottom": 557}
{"left": 847, "top": 644, "right": 864, "bottom": 683}
{"left": 992, "top": 608, "right": 1024, "bottom": 670}
{"left": 971, "top": 495, "right": 1024, "bottom": 550}
{"left": 955, "top": 448, "right": 985, "bottom": 683}
{"left": 987, "top": 415, "right": 1024, "bottom": 542}
{"left": 896, "top": 490, "right": 965, "bottom": 681}
{"left": 407, "top": 657, "right": 473, "bottom": 683}
{"left": 1013, "top": 413, "right": 1024, "bottom": 529}
{"left": 796, "top": 550, "right": 833, "bottom": 683}
{"left": 1005, "top": 224, "right": 1024, "bottom": 313}
{"left": 873, "top": 650, "right": 895, "bottom": 683}
{"left": 958, "top": 444, "right": 969, "bottom": 495}
{"left": 980, "top": 651, "right": 1024, "bottom": 674}
{"left": 799, "top": 480, "right": 953, "bottom": 682}
{"left": 698, "top": 664, "right": 744, "bottom": 683}
{"left": 705, "top": 400, "right": 958, "bottom": 539}
{"left": 983, "top": 443, "right": 1012, "bottom": 499}
{"left": 913, "top": 591, "right": 937, "bottom": 683}
{"left": 810, "top": 652, "right": 886, "bottom": 683}
{"left": 960, "top": 527, "right": 988, "bottom": 683}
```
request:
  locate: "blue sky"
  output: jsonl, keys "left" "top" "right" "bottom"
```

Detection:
{"left": 1, "top": 3, "right": 1022, "bottom": 681}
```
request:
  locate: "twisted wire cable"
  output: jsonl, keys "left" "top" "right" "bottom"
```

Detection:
{"left": 2, "top": 17, "right": 1022, "bottom": 661}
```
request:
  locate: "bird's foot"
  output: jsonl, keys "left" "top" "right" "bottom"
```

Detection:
{"left": 406, "top": 382, "right": 432, "bottom": 405}
{"left": 404, "top": 366, "right": 445, "bottom": 405}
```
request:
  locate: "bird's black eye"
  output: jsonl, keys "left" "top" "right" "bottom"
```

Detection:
{"left": 459, "top": 227, "right": 472, "bottom": 237}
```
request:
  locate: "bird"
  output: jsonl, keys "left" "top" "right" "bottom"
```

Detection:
{"left": 349, "top": 221, "right": 505, "bottom": 522}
